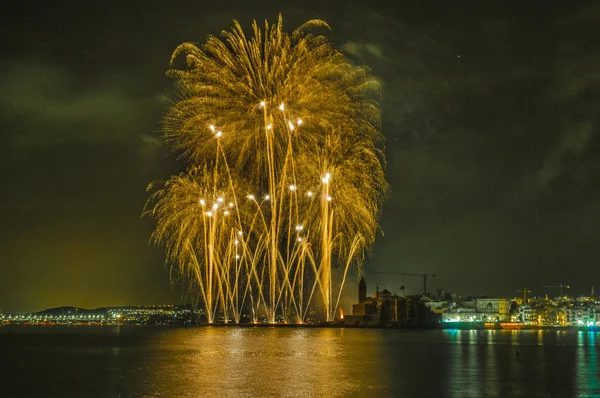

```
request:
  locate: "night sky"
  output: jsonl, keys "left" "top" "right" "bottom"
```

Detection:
{"left": 1, "top": 1, "right": 599, "bottom": 312}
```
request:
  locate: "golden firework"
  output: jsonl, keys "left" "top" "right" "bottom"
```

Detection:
{"left": 145, "top": 15, "right": 387, "bottom": 323}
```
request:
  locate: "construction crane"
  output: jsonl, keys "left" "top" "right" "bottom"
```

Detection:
{"left": 371, "top": 271, "right": 438, "bottom": 295}
{"left": 516, "top": 288, "right": 531, "bottom": 303}
{"left": 543, "top": 283, "right": 570, "bottom": 297}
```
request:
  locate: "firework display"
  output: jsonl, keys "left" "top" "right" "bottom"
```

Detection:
{"left": 144, "top": 15, "right": 387, "bottom": 323}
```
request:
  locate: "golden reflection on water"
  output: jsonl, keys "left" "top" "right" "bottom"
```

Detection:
{"left": 146, "top": 327, "right": 385, "bottom": 397}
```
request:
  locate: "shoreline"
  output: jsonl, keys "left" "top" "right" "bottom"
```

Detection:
{"left": 1, "top": 321, "right": 597, "bottom": 332}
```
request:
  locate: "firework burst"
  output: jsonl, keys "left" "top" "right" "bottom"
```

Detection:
{"left": 144, "top": 15, "right": 387, "bottom": 323}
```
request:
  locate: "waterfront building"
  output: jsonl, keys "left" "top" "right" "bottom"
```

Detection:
{"left": 350, "top": 277, "right": 379, "bottom": 322}
{"left": 346, "top": 278, "right": 443, "bottom": 327}
{"left": 442, "top": 298, "right": 510, "bottom": 324}
{"left": 475, "top": 298, "right": 511, "bottom": 322}
{"left": 565, "top": 305, "right": 599, "bottom": 326}
{"left": 517, "top": 305, "right": 534, "bottom": 324}
{"left": 442, "top": 307, "right": 478, "bottom": 323}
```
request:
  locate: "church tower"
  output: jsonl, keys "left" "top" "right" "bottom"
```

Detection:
{"left": 358, "top": 276, "right": 367, "bottom": 304}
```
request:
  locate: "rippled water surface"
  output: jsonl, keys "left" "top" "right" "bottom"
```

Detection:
{"left": 1, "top": 326, "right": 599, "bottom": 397}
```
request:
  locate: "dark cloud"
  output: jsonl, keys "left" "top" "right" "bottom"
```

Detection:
{"left": 0, "top": 60, "right": 167, "bottom": 148}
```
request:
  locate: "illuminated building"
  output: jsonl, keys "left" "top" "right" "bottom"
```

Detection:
{"left": 475, "top": 298, "right": 511, "bottom": 322}
{"left": 565, "top": 306, "right": 599, "bottom": 326}
{"left": 517, "top": 305, "right": 534, "bottom": 324}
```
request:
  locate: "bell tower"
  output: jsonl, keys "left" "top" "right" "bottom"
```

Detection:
{"left": 358, "top": 276, "right": 367, "bottom": 304}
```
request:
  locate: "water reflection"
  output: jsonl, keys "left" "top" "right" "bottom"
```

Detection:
{"left": 446, "top": 331, "right": 496, "bottom": 397}
{"left": 443, "top": 329, "right": 600, "bottom": 397}
{"left": 3, "top": 327, "right": 600, "bottom": 397}
{"left": 576, "top": 331, "right": 599, "bottom": 397}
{"left": 145, "top": 327, "right": 366, "bottom": 397}
{"left": 484, "top": 331, "right": 499, "bottom": 396}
